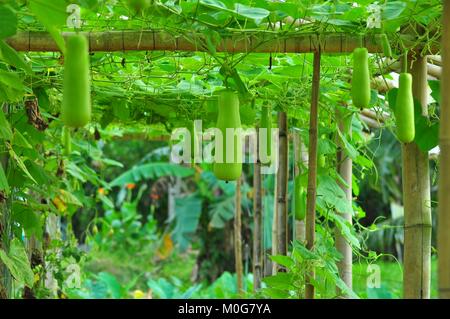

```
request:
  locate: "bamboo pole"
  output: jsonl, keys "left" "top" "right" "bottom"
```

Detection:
{"left": 272, "top": 169, "right": 278, "bottom": 275}
{"left": 253, "top": 127, "right": 263, "bottom": 292}
{"left": 305, "top": 51, "right": 321, "bottom": 299}
{"left": 438, "top": 0, "right": 450, "bottom": 300}
{"left": 6, "top": 31, "right": 390, "bottom": 53}
{"left": 234, "top": 178, "right": 243, "bottom": 295}
{"left": 293, "top": 130, "right": 306, "bottom": 243}
{"left": 276, "top": 112, "right": 289, "bottom": 271}
{"left": 402, "top": 56, "right": 432, "bottom": 299}
{"left": 335, "top": 106, "right": 353, "bottom": 296}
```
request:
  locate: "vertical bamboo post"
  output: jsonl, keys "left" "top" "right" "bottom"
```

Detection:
{"left": 305, "top": 51, "right": 321, "bottom": 299}
{"left": 253, "top": 127, "right": 263, "bottom": 292}
{"left": 438, "top": 0, "right": 450, "bottom": 299}
{"left": 402, "top": 55, "right": 432, "bottom": 299}
{"left": 293, "top": 130, "right": 306, "bottom": 242}
{"left": 335, "top": 107, "right": 353, "bottom": 295}
{"left": 276, "top": 112, "right": 289, "bottom": 267}
{"left": 271, "top": 173, "right": 278, "bottom": 275}
{"left": 234, "top": 178, "right": 243, "bottom": 295}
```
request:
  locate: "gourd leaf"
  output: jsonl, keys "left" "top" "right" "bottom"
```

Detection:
{"left": 0, "top": 5, "right": 17, "bottom": 39}
{"left": 28, "top": 0, "right": 66, "bottom": 54}
{"left": 0, "top": 109, "right": 12, "bottom": 140}
{"left": 0, "top": 165, "right": 9, "bottom": 193}
{"left": 0, "top": 40, "right": 32, "bottom": 74}
{"left": 0, "top": 238, "right": 34, "bottom": 287}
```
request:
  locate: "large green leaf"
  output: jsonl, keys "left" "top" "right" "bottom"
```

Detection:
{"left": 28, "top": 0, "right": 66, "bottom": 53}
{"left": 0, "top": 5, "right": 17, "bottom": 39}
{"left": 0, "top": 238, "right": 34, "bottom": 287}
{"left": 208, "top": 195, "right": 235, "bottom": 228}
{"left": 0, "top": 40, "right": 32, "bottom": 74}
{"left": 317, "top": 174, "right": 353, "bottom": 213}
{"left": 109, "top": 162, "right": 194, "bottom": 187}
{"left": 172, "top": 193, "right": 203, "bottom": 251}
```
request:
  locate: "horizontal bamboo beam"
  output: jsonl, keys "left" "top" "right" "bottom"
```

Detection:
{"left": 7, "top": 31, "right": 388, "bottom": 53}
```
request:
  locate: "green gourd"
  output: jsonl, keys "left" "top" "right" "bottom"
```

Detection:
{"left": 294, "top": 175, "right": 306, "bottom": 221}
{"left": 187, "top": 120, "right": 199, "bottom": 165}
{"left": 62, "top": 35, "right": 91, "bottom": 128}
{"left": 351, "top": 48, "right": 371, "bottom": 109}
{"left": 260, "top": 105, "right": 272, "bottom": 165}
{"left": 380, "top": 34, "right": 392, "bottom": 58}
{"left": 213, "top": 90, "right": 242, "bottom": 181}
{"left": 62, "top": 126, "right": 71, "bottom": 156}
{"left": 395, "top": 73, "right": 415, "bottom": 143}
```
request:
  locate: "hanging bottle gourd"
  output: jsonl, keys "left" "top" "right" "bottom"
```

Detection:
{"left": 62, "top": 34, "right": 91, "bottom": 128}
{"left": 213, "top": 90, "right": 242, "bottom": 181}
{"left": 395, "top": 73, "right": 415, "bottom": 143}
{"left": 351, "top": 47, "right": 371, "bottom": 109}
{"left": 260, "top": 105, "right": 272, "bottom": 165}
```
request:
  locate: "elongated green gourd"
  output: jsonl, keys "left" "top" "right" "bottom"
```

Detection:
{"left": 294, "top": 175, "right": 306, "bottom": 221}
{"left": 395, "top": 73, "right": 415, "bottom": 143}
{"left": 380, "top": 34, "right": 392, "bottom": 58}
{"left": 213, "top": 90, "right": 242, "bottom": 181}
{"left": 62, "top": 126, "right": 71, "bottom": 156}
{"left": 351, "top": 48, "right": 371, "bottom": 109}
{"left": 62, "top": 35, "right": 91, "bottom": 128}
{"left": 260, "top": 105, "right": 272, "bottom": 165}
{"left": 187, "top": 120, "right": 199, "bottom": 165}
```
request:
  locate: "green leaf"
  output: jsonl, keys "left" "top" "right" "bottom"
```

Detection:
{"left": 28, "top": 0, "right": 66, "bottom": 53}
{"left": 337, "top": 129, "right": 358, "bottom": 160}
{"left": 429, "top": 80, "right": 440, "bottom": 104}
{"left": 0, "top": 238, "right": 34, "bottom": 287}
{"left": 234, "top": 3, "right": 270, "bottom": 21}
{"left": 0, "top": 70, "right": 26, "bottom": 90}
{"left": 382, "top": 1, "right": 407, "bottom": 20}
{"left": 109, "top": 163, "right": 194, "bottom": 187}
{"left": 0, "top": 164, "right": 9, "bottom": 193}
{"left": 9, "top": 149, "right": 38, "bottom": 184}
{"left": 173, "top": 194, "right": 203, "bottom": 251}
{"left": 0, "top": 5, "right": 17, "bottom": 39}
{"left": 270, "top": 255, "right": 295, "bottom": 269}
{"left": 12, "top": 202, "right": 43, "bottom": 239}
{"left": 317, "top": 175, "right": 353, "bottom": 213}
{"left": 263, "top": 273, "right": 292, "bottom": 290}
{"left": 0, "top": 109, "right": 13, "bottom": 140}
{"left": 0, "top": 40, "right": 32, "bottom": 74}
{"left": 13, "top": 129, "right": 33, "bottom": 149}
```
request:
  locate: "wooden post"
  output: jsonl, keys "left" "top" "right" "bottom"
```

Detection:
{"left": 305, "top": 51, "right": 321, "bottom": 299}
{"left": 276, "top": 112, "right": 289, "bottom": 267}
{"left": 438, "top": 0, "right": 450, "bottom": 299}
{"left": 271, "top": 172, "right": 278, "bottom": 275}
{"left": 234, "top": 178, "right": 243, "bottom": 295}
{"left": 335, "top": 106, "right": 353, "bottom": 295}
{"left": 293, "top": 130, "right": 306, "bottom": 243}
{"left": 253, "top": 127, "right": 263, "bottom": 292}
{"left": 402, "top": 55, "right": 432, "bottom": 299}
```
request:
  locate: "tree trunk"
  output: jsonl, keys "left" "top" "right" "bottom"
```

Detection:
{"left": 402, "top": 55, "right": 432, "bottom": 299}
{"left": 234, "top": 178, "right": 243, "bottom": 295}
{"left": 335, "top": 107, "right": 353, "bottom": 295}
{"left": 276, "top": 112, "right": 289, "bottom": 270}
{"left": 438, "top": 0, "right": 450, "bottom": 300}
{"left": 253, "top": 127, "right": 263, "bottom": 292}
{"left": 305, "top": 51, "right": 321, "bottom": 299}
